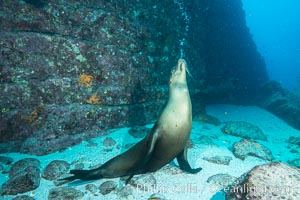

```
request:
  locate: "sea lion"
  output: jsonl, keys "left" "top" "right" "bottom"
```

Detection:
{"left": 62, "top": 59, "right": 202, "bottom": 183}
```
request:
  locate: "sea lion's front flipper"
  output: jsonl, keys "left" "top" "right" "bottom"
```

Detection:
{"left": 125, "top": 126, "right": 160, "bottom": 184}
{"left": 176, "top": 146, "right": 202, "bottom": 174}
{"left": 59, "top": 168, "right": 101, "bottom": 182}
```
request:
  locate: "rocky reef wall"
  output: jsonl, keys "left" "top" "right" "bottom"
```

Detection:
{"left": 0, "top": 0, "right": 268, "bottom": 155}
{"left": 188, "top": 0, "right": 269, "bottom": 103}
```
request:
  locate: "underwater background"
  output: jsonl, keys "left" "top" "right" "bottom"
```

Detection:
{"left": 242, "top": 0, "right": 300, "bottom": 91}
{"left": 0, "top": 0, "right": 299, "bottom": 199}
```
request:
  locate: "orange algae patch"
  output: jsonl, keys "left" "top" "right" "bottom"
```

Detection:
{"left": 22, "top": 104, "right": 44, "bottom": 125}
{"left": 78, "top": 74, "right": 94, "bottom": 88}
{"left": 85, "top": 93, "right": 101, "bottom": 104}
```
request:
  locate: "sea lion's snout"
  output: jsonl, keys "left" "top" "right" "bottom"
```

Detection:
{"left": 170, "top": 59, "right": 188, "bottom": 85}
{"left": 178, "top": 58, "right": 186, "bottom": 68}
{"left": 171, "top": 59, "right": 186, "bottom": 74}
{"left": 176, "top": 59, "right": 187, "bottom": 72}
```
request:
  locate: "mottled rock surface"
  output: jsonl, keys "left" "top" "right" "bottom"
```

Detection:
{"left": 103, "top": 137, "right": 116, "bottom": 148}
{"left": 226, "top": 162, "right": 300, "bottom": 200}
{"left": 48, "top": 187, "right": 84, "bottom": 200}
{"left": 12, "top": 195, "right": 35, "bottom": 200}
{"left": 0, "top": 0, "right": 268, "bottom": 155}
{"left": 85, "top": 184, "right": 98, "bottom": 194}
{"left": 194, "top": 114, "right": 221, "bottom": 126}
{"left": 116, "top": 185, "right": 133, "bottom": 199}
{"left": 42, "top": 160, "right": 70, "bottom": 180}
{"left": 195, "top": 135, "right": 215, "bottom": 146}
{"left": 128, "top": 174, "right": 157, "bottom": 191}
{"left": 287, "top": 136, "right": 300, "bottom": 147}
{"left": 1, "top": 158, "right": 41, "bottom": 195}
{"left": 0, "top": 0, "right": 176, "bottom": 155}
{"left": 207, "top": 173, "right": 236, "bottom": 190}
{"left": 99, "top": 181, "right": 118, "bottom": 195}
{"left": 222, "top": 121, "right": 267, "bottom": 141}
{"left": 232, "top": 139, "right": 273, "bottom": 161}
{"left": 202, "top": 156, "right": 232, "bottom": 165}
{"left": 9, "top": 158, "right": 40, "bottom": 178}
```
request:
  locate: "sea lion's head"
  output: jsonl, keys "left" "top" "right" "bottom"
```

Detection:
{"left": 169, "top": 59, "right": 188, "bottom": 86}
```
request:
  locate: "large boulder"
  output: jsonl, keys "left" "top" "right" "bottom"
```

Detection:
{"left": 226, "top": 162, "right": 300, "bottom": 200}
{"left": 42, "top": 160, "right": 70, "bottom": 181}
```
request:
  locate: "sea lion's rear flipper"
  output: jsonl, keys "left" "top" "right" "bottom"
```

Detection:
{"left": 176, "top": 147, "right": 202, "bottom": 174}
{"left": 125, "top": 127, "right": 160, "bottom": 184}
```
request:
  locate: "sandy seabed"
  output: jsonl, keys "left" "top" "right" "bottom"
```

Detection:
{"left": 0, "top": 104, "right": 299, "bottom": 200}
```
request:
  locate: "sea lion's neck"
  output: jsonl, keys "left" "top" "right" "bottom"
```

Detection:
{"left": 167, "top": 83, "right": 191, "bottom": 114}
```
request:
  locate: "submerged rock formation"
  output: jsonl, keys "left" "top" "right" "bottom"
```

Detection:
{"left": 0, "top": 158, "right": 41, "bottom": 195}
{"left": 0, "top": 0, "right": 268, "bottom": 155}
{"left": 189, "top": 0, "right": 268, "bottom": 103}
{"left": 256, "top": 81, "right": 300, "bottom": 130}
{"left": 222, "top": 121, "right": 267, "bottom": 141}
{"left": 226, "top": 162, "right": 300, "bottom": 200}
{"left": 232, "top": 139, "right": 273, "bottom": 161}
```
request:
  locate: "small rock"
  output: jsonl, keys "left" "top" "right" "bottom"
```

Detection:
{"left": 161, "top": 165, "right": 183, "bottom": 175}
{"left": 288, "top": 159, "right": 300, "bottom": 168}
{"left": 116, "top": 185, "right": 133, "bottom": 199}
{"left": 194, "top": 114, "right": 221, "bottom": 126}
{"left": 196, "top": 135, "right": 215, "bottom": 145}
{"left": 74, "top": 162, "right": 84, "bottom": 170}
{"left": 48, "top": 187, "right": 84, "bottom": 200}
{"left": 12, "top": 195, "right": 35, "bottom": 200}
{"left": 0, "top": 156, "right": 14, "bottom": 165}
{"left": 290, "top": 148, "right": 299, "bottom": 154}
{"left": 226, "top": 162, "right": 300, "bottom": 200}
{"left": 86, "top": 140, "right": 97, "bottom": 147}
{"left": 103, "top": 137, "right": 116, "bottom": 147}
{"left": 287, "top": 136, "right": 300, "bottom": 147}
{"left": 207, "top": 174, "right": 236, "bottom": 190}
{"left": 9, "top": 158, "right": 40, "bottom": 178}
{"left": 148, "top": 193, "right": 167, "bottom": 200}
{"left": 99, "top": 180, "right": 117, "bottom": 195}
{"left": 202, "top": 156, "right": 232, "bottom": 165}
{"left": 0, "top": 164, "right": 3, "bottom": 171}
{"left": 42, "top": 160, "right": 70, "bottom": 180}
{"left": 129, "top": 174, "right": 157, "bottom": 191}
{"left": 222, "top": 121, "right": 267, "bottom": 141}
{"left": 232, "top": 139, "right": 273, "bottom": 161}
{"left": 128, "top": 126, "right": 150, "bottom": 138}
{"left": 1, "top": 166, "right": 41, "bottom": 195}
{"left": 85, "top": 184, "right": 98, "bottom": 194}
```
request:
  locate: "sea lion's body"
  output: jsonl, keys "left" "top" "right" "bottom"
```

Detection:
{"left": 63, "top": 59, "right": 201, "bottom": 183}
